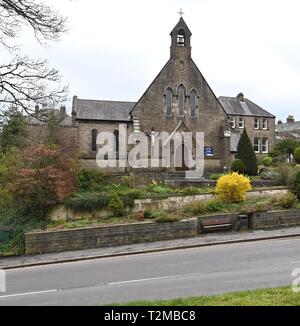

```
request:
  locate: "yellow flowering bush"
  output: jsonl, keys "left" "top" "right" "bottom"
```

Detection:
{"left": 215, "top": 172, "right": 251, "bottom": 203}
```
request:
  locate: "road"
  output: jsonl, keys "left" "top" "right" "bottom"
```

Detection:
{"left": 0, "top": 237, "right": 299, "bottom": 306}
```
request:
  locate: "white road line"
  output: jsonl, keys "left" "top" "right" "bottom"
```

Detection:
{"left": 0, "top": 289, "right": 57, "bottom": 299}
{"left": 290, "top": 261, "right": 300, "bottom": 264}
{"left": 108, "top": 272, "right": 203, "bottom": 286}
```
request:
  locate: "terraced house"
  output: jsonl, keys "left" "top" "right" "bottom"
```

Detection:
{"left": 42, "top": 18, "right": 276, "bottom": 175}
{"left": 219, "top": 93, "right": 276, "bottom": 161}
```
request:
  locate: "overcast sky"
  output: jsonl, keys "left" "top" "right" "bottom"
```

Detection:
{"left": 4, "top": 0, "right": 300, "bottom": 121}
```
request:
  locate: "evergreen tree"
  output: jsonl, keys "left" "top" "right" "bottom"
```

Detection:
{"left": 236, "top": 129, "right": 258, "bottom": 176}
{"left": 0, "top": 108, "right": 28, "bottom": 153}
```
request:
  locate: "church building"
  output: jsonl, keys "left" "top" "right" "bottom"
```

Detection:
{"left": 70, "top": 18, "right": 276, "bottom": 175}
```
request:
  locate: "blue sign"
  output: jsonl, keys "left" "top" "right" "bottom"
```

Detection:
{"left": 204, "top": 146, "right": 214, "bottom": 157}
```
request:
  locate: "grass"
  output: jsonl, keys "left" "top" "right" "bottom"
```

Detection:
{"left": 45, "top": 215, "right": 147, "bottom": 231}
{"left": 112, "top": 287, "right": 300, "bottom": 306}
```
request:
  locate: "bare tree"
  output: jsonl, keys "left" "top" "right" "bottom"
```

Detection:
{"left": 0, "top": 0, "right": 68, "bottom": 119}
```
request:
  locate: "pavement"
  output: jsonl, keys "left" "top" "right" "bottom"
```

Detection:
{"left": 0, "top": 234, "right": 299, "bottom": 305}
{"left": 1, "top": 226, "right": 300, "bottom": 270}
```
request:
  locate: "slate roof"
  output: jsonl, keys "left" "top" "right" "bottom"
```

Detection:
{"left": 28, "top": 109, "right": 72, "bottom": 126}
{"left": 219, "top": 96, "right": 275, "bottom": 118}
{"left": 276, "top": 121, "right": 300, "bottom": 133}
{"left": 76, "top": 99, "right": 136, "bottom": 121}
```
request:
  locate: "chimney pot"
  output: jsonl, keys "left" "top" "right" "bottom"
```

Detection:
{"left": 35, "top": 104, "right": 39, "bottom": 116}
{"left": 60, "top": 105, "right": 66, "bottom": 116}
{"left": 287, "top": 115, "right": 295, "bottom": 124}
{"left": 237, "top": 93, "right": 244, "bottom": 102}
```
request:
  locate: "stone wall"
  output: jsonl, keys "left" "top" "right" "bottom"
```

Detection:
{"left": 252, "top": 210, "right": 300, "bottom": 230}
{"left": 25, "top": 218, "right": 198, "bottom": 255}
{"left": 133, "top": 188, "right": 288, "bottom": 213}
{"left": 25, "top": 209, "right": 300, "bottom": 255}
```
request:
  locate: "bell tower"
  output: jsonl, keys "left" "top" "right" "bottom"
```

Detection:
{"left": 170, "top": 17, "right": 192, "bottom": 59}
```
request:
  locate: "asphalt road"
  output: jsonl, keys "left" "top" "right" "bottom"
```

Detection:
{"left": 0, "top": 238, "right": 300, "bottom": 306}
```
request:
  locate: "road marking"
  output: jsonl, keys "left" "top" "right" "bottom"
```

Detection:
{"left": 0, "top": 289, "right": 57, "bottom": 299}
{"left": 290, "top": 261, "right": 300, "bottom": 264}
{"left": 108, "top": 272, "right": 203, "bottom": 285}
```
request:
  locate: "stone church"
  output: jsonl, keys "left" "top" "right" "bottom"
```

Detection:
{"left": 69, "top": 18, "right": 276, "bottom": 175}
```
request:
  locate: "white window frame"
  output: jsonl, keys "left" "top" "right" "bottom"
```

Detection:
{"left": 238, "top": 117, "right": 245, "bottom": 129}
{"left": 230, "top": 116, "right": 236, "bottom": 129}
{"left": 254, "top": 118, "right": 260, "bottom": 130}
{"left": 254, "top": 137, "right": 261, "bottom": 154}
{"left": 262, "top": 118, "right": 268, "bottom": 130}
{"left": 261, "top": 138, "right": 269, "bottom": 154}
{"left": 133, "top": 118, "right": 141, "bottom": 133}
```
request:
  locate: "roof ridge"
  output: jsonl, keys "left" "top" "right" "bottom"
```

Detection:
{"left": 78, "top": 98, "right": 136, "bottom": 104}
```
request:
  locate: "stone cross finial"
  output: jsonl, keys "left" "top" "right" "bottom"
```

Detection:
{"left": 178, "top": 8, "right": 185, "bottom": 18}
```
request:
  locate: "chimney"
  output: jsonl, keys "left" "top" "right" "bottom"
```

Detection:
{"left": 72, "top": 95, "right": 78, "bottom": 124}
{"left": 60, "top": 105, "right": 66, "bottom": 117}
{"left": 237, "top": 92, "right": 244, "bottom": 102}
{"left": 287, "top": 115, "right": 295, "bottom": 124}
{"left": 35, "top": 104, "right": 40, "bottom": 116}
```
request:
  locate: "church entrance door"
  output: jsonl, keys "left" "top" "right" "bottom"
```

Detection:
{"left": 175, "top": 144, "right": 189, "bottom": 171}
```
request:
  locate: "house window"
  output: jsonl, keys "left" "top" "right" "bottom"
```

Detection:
{"left": 254, "top": 137, "right": 261, "bottom": 153}
{"left": 230, "top": 116, "right": 236, "bottom": 129}
{"left": 91, "top": 129, "right": 98, "bottom": 152}
{"left": 165, "top": 88, "right": 173, "bottom": 116}
{"left": 190, "top": 90, "right": 197, "bottom": 118}
{"left": 262, "top": 118, "right": 268, "bottom": 130}
{"left": 133, "top": 118, "right": 141, "bottom": 133}
{"left": 254, "top": 118, "right": 260, "bottom": 130}
{"left": 262, "top": 138, "right": 269, "bottom": 153}
{"left": 178, "top": 84, "right": 186, "bottom": 117}
{"left": 238, "top": 117, "right": 245, "bottom": 129}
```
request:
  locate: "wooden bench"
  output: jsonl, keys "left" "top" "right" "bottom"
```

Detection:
{"left": 200, "top": 217, "right": 233, "bottom": 233}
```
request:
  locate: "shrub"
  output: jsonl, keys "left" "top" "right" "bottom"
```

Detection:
{"left": 236, "top": 129, "right": 258, "bottom": 175}
{"left": 263, "top": 156, "right": 273, "bottom": 167}
{"left": 122, "top": 173, "right": 137, "bottom": 189}
{"left": 143, "top": 210, "right": 164, "bottom": 219}
{"left": 181, "top": 187, "right": 200, "bottom": 196}
{"left": 215, "top": 172, "right": 251, "bottom": 203}
{"left": 240, "top": 204, "right": 256, "bottom": 215}
{"left": 108, "top": 192, "right": 125, "bottom": 217}
{"left": 205, "top": 199, "right": 226, "bottom": 212}
{"left": 154, "top": 216, "right": 179, "bottom": 223}
{"left": 208, "top": 173, "right": 225, "bottom": 181}
{"left": 231, "top": 159, "right": 246, "bottom": 174}
{"left": 134, "top": 211, "right": 145, "bottom": 222}
{"left": 276, "top": 163, "right": 297, "bottom": 188}
{"left": 293, "top": 171, "right": 300, "bottom": 200}
{"left": 118, "top": 189, "right": 145, "bottom": 209}
{"left": 151, "top": 185, "right": 171, "bottom": 194}
{"left": 66, "top": 192, "right": 109, "bottom": 212}
{"left": 276, "top": 193, "right": 297, "bottom": 209}
{"left": 255, "top": 201, "right": 271, "bottom": 213}
{"left": 294, "top": 147, "right": 300, "bottom": 164}
{"left": 184, "top": 201, "right": 206, "bottom": 215}
{"left": 77, "top": 169, "right": 106, "bottom": 192}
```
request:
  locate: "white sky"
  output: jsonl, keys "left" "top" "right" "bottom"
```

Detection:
{"left": 3, "top": 0, "right": 300, "bottom": 121}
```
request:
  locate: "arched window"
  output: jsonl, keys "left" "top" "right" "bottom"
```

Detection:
{"left": 177, "top": 29, "right": 185, "bottom": 47}
{"left": 91, "top": 129, "right": 98, "bottom": 152}
{"left": 165, "top": 88, "right": 173, "bottom": 116}
{"left": 177, "top": 84, "right": 186, "bottom": 117}
{"left": 190, "top": 90, "right": 197, "bottom": 118}
{"left": 114, "top": 129, "right": 119, "bottom": 153}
